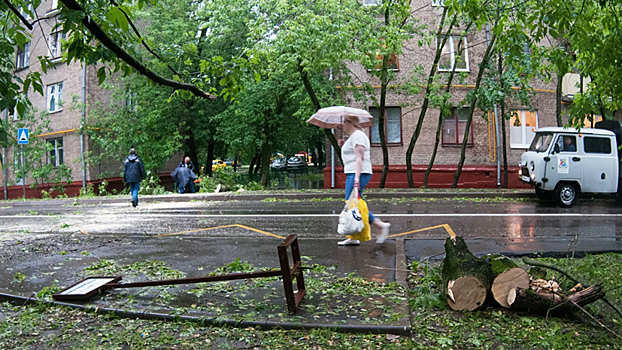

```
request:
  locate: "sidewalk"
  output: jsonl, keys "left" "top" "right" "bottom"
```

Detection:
{"left": 0, "top": 235, "right": 411, "bottom": 334}
{"left": 1, "top": 188, "right": 536, "bottom": 207}
{"left": 3, "top": 229, "right": 621, "bottom": 334}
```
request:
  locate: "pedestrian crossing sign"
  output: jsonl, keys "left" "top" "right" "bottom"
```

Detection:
{"left": 17, "top": 128, "right": 29, "bottom": 144}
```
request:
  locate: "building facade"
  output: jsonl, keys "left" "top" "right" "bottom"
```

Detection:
{"left": 323, "top": 2, "right": 592, "bottom": 189}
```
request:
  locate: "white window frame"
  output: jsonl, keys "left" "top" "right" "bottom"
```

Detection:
{"left": 20, "top": 3, "right": 34, "bottom": 20}
{"left": 47, "top": 138, "right": 64, "bottom": 166}
{"left": 50, "top": 0, "right": 59, "bottom": 12}
{"left": 510, "top": 110, "right": 538, "bottom": 149}
{"left": 437, "top": 36, "right": 470, "bottom": 72}
{"left": 47, "top": 82, "right": 63, "bottom": 113}
{"left": 16, "top": 42, "right": 30, "bottom": 70}
{"left": 49, "top": 31, "right": 65, "bottom": 60}
{"left": 369, "top": 107, "right": 402, "bottom": 145}
{"left": 363, "top": 0, "right": 380, "bottom": 6}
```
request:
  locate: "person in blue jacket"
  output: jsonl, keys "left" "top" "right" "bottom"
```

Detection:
{"left": 123, "top": 148, "right": 147, "bottom": 207}
{"left": 171, "top": 165, "right": 196, "bottom": 194}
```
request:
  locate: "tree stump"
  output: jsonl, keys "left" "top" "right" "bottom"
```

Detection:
{"left": 441, "top": 237, "right": 493, "bottom": 311}
{"left": 489, "top": 255, "right": 530, "bottom": 308}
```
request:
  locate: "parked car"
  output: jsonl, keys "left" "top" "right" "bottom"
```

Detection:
{"left": 270, "top": 157, "right": 287, "bottom": 170}
{"left": 519, "top": 121, "right": 622, "bottom": 207}
{"left": 212, "top": 159, "right": 226, "bottom": 171}
{"left": 286, "top": 156, "right": 308, "bottom": 170}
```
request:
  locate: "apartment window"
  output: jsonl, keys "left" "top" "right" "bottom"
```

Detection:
{"left": 369, "top": 107, "right": 402, "bottom": 144}
{"left": 438, "top": 36, "right": 469, "bottom": 72}
{"left": 47, "top": 138, "right": 64, "bottom": 166}
{"left": 583, "top": 115, "right": 602, "bottom": 128}
{"left": 442, "top": 107, "right": 472, "bottom": 145}
{"left": 363, "top": 0, "right": 380, "bottom": 5}
{"left": 16, "top": 42, "right": 30, "bottom": 69}
{"left": 47, "top": 82, "right": 63, "bottom": 112}
{"left": 49, "top": 31, "right": 65, "bottom": 59}
{"left": 10, "top": 94, "right": 28, "bottom": 121}
{"left": 372, "top": 52, "right": 399, "bottom": 71}
{"left": 510, "top": 110, "right": 538, "bottom": 148}
{"left": 20, "top": 3, "right": 33, "bottom": 20}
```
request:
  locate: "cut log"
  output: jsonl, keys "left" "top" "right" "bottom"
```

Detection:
{"left": 511, "top": 284, "right": 605, "bottom": 317}
{"left": 441, "top": 237, "right": 492, "bottom": 311}
{"left": 489, "top": 255, "right": 530, "bottom": 308}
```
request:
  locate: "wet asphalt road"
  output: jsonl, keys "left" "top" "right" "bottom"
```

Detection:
{"left": 2, "top": 195, "right": 622, "bottom": 241}
{"left": 2, "top": 194, "right": 622, "bottom": 302}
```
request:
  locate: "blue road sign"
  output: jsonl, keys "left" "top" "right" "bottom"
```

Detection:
{"left": 17, "top": 128, "right": 29, "bottom": 144}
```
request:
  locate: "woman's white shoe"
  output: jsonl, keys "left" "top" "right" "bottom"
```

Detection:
{"left": 376, "top": 223, "right": 391, "bottom": 243}
{"left": 338, "top": 238, "right": 360, "bottom": 246}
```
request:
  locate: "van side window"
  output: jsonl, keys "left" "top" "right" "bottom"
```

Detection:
{"left": 558, "top": 135, "right": 576, "bottom": 152}
{"left": 584, "top": 137, "right": 612, "bottom": 154}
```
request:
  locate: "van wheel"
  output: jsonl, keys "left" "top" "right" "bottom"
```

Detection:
{"left": 555, "top": 183, "right": 579, "bottom": 207}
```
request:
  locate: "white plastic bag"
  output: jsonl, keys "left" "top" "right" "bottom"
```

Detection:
{"left": 337, "top": 188, "right": 364, "bottom": 235}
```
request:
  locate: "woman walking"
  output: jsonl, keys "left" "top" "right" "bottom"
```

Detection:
{"left": 338, "top": 115, "right": 390, "bottom": 246}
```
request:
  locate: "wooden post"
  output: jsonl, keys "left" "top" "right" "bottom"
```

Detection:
{"left": 278, "top": 235, "right": 305, "bottom": 313}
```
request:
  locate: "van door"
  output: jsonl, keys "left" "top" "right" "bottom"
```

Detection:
{"left": 581, "top": 135, "right": 617, "bottom": 193}
{"left": 548, "top": 135, "right": 581, "bottom": 190}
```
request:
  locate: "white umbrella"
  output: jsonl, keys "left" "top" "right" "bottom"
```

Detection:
{"left": 306, "top": 106, "right": 374, "bottom": 129}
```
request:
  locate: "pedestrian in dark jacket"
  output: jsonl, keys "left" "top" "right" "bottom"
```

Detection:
{"left": 177, "top": 157, "right": 195, "bottom": 171}
{"left": 124, "top": 148, "right": 147, "bottom": 207}
{"left": 171, "top": 166, "right": 196, "bottom": 194}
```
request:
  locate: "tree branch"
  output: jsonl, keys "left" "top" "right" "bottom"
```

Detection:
{"left": 108, "top": 0, "right": 182, "bottom": 78}
{"left": 523, "top": 258, "right": 622, "bottom": 321}
{"left": 59, "top": 0, "right": 216, "bottom": 100}
{"left": 2, "top": 0, "right": 33, "bottom": 30}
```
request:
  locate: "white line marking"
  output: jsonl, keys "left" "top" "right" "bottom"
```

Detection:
{"left": 2, "top": 213, "right": 622, "bottom": 219}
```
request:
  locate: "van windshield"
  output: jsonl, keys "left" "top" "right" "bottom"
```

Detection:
{"left": 529, "top": 133, "right": 554, "bottom": 152}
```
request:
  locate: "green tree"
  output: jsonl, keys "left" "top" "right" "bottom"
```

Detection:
{"left": 356, "top": 0, "right": 425, "bottom": 188}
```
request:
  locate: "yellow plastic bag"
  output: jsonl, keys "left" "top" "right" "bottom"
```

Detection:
{"left": 347, "top": 198, "right": 371, "bottom": 242}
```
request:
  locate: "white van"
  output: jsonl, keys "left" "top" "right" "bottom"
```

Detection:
{"left": 519, "top": 121, "right": 622, "bottom": 207}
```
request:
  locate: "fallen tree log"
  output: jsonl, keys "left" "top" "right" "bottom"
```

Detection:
{"left": 489, "top": 255, "right": 530, "bottom": 308}
{"left": 441, "top": 237, "right": 492, "bottom": 311}
{"left": 511, "top": 284, "right": 605, "bottom": 316}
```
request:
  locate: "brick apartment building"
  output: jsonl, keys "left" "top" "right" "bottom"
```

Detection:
{"left": 0, "top": 0, "right": 181, "bottom": 199}
{"left": 0, "top": 0, "right": 601, "bottom": 198}
{"left": 323, "top": 1, "right": 595, "bottom": 189}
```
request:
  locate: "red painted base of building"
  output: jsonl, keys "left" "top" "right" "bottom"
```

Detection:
{"left": 2, "top": 174, "right": 177, "bottom": 200}
{"left": 323, "top": 164, "right": 530, "bottom": 189}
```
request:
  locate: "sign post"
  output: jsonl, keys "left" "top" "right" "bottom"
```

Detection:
{"left": 17, "top": 128, "right": 28, "bottom": 199}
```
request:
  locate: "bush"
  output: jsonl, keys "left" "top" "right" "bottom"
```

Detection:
{"left": 139, "top": 171, "right": 167, "bottom": 195}
{"left": 197, "top": 168, "right": 264, "bottom": 193}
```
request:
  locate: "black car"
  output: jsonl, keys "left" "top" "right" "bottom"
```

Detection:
{"left": 286, "top": 156, "right": 307, "bottom": 170}
{"left": 270, "top": 157, "right": 287, "bottom": 170}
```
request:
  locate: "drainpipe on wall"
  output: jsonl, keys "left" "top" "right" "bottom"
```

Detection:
{"left": 80, "top": 63, "right": 86, "bottom": 193}
{"left": 329, "top": 67, "right": 335, "bottom": 188}
{"left": 2, "top": 109, "right": 7, "bottom": 200}
{"left": 485, "top": 24, "right": 502, "bottom": 187}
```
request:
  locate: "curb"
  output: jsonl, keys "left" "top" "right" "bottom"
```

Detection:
{"left": 3, "top": 190, "right": 536, "bottom": 207}
{"left": 0, "top": 292, "right": 411, "bottom": 336}
{"left": 394, "top": 238, "right": 412, "bottom": 334}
